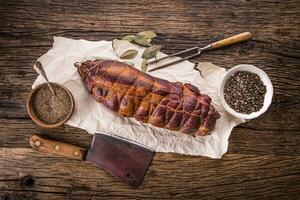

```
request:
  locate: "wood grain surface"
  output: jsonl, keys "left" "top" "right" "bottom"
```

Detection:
{"left": 1, "top": 0, "right": 299, "bottom": 199}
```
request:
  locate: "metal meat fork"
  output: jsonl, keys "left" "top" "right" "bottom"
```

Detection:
{"left": 148, "top": 32, "right": 252, "bottom": 72}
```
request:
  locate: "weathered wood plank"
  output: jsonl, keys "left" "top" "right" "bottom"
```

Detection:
{"left": 1, "top": 148, "right": 300, "bottom": 199}
{"left": 0, "top": 118, "right": 299, "bottom": 156}
{"left": 1, "top": 1, "right": 299, "bottom": 37}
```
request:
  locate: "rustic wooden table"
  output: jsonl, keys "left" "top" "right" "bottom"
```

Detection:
{"left": 1, "top": 1, "right": 300, "bottom": 199}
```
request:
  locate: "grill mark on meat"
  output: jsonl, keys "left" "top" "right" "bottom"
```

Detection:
{"left": 134, "top": 74, "right": 155, "bottom": 122}
{"left": 179, "top": 88, "right": 199, "bottom": 135}
{"left": 92, "top": 82, "right": 210, "bottom": 121}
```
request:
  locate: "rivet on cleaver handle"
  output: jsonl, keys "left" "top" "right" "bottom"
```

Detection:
{"left": 85, "top": 132, "right": 154, "bottom": 188}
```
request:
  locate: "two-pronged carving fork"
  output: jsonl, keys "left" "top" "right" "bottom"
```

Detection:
{"left": 147, "top": 32, "right": 251, "bottom": 72}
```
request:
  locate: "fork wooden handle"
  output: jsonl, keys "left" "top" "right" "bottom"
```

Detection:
{"left": 210, "top": 32, "right": 252, "bottom": 49}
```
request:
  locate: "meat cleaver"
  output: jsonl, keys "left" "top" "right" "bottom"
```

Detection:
{"left": 29, "top": 132, "right": 154, "bottom": 187}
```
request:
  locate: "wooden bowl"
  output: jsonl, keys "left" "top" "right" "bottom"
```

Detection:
{"left": 26, "top": 82, "right": 75, "bottom": 128}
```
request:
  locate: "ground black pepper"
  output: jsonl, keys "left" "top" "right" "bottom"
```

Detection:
{"left": 224, "top": 71, "right": 266, "bottom": 114}
{"left": 33, "top": 84, "right": 71, "bottom": 124}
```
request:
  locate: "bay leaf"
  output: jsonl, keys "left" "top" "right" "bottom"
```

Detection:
{"left": 133, "top": 35, "right": 151, "bottom": 47}
{"left": 124, "top": 61, "right": 135, "bottom": 67}
{"left": 141, "top": 59, "right": 148, "bottom": 73}
{"left": 120, "top": 49, "right": 138, "bottom": 59}
{"left": 112, "top": 39, "right": 118, "bottom": 52}
{"left": 122, "top": 35, "right": 135, "bottom": 42}
{"left": 142, "top": 45, "right": 162, "bottom": 59}
{"left": 112, "top": 39, "right": 135, "bottom": 57}
{"left": 137, "top": 30, "right": 157, "bottom": 39}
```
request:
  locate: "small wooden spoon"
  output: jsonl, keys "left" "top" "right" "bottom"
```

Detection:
{"left": 33, "top": 61, "right": 55, "bottom": 95}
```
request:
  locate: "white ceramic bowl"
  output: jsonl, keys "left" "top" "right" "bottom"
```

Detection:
{"left": 219, "top": 64, "right": 273, "bottom": 119}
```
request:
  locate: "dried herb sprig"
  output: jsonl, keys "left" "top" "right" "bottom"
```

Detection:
{"left": 142, "top": 45, "right": 162, "bottom": 59}
{"left": 141, "top": 59, "right": 148, "bottom": 73}
{"left": 112, "top": 30, "right": 161, "bottom": 73}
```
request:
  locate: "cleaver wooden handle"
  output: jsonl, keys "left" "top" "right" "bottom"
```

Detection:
{"left": 29, "top": 135, "right": 86, "bottom": 160}
{"left": 210, "top": 32, "right": 251, "bottom": 49}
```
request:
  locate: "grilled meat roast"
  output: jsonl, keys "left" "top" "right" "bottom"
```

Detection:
{"left": 75, "top": 59, "right": 220, "bottom": 136}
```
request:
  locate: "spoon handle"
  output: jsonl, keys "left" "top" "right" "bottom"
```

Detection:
{"left": 33, "top": 61, "right": 55, "bottom": 95}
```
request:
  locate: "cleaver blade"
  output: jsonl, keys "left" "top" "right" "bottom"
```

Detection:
{"left": 85, "top": 132, "right": 154, "bottom": 188}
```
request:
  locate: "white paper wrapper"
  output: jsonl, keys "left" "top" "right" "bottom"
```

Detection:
{"left": 33, "top": 37, "right": 245, "bottom": 158}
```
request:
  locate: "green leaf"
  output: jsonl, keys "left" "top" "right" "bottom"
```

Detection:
{"left": 141, "top": 59, "right": 148, "bottom": 73}
{"left": 137, "top": 30, "right": 157, "bottom": 39}
{"left": 122, "top": 35, "right": 135, "bottom": 42}
{"left": 124, "top": 61, "right": 135, "bottom": 67}
{"left": 120, "top": 49, "right": 138, "bottom": 59}
{"left": 142, "top": 45, "right": 162, "bottom": 59}
{"left": 133, "top": 35, "right": 151, "bottom": 47}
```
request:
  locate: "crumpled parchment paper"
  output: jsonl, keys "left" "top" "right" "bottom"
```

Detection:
{"left": 33, "top": 37, "right": 245, "bottom": 158}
